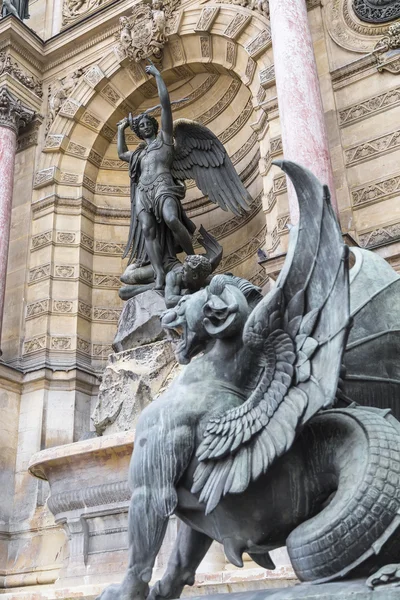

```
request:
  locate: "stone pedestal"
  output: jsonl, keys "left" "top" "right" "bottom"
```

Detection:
{"left": 0, "top": 87, "right": 34, "bottom": 352}
{"left": 268, "top": 0, "right": 337, "bottom": 223}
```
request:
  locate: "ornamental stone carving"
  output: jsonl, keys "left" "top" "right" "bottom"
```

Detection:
{"left": 62, "top": 0, "right": 105, "bottom": 25}
{"left": 46, "top": 68, "right": 85, "bottom": 134}
{"left": 0, "top": 52, "right": 42, "bottom": 97}
{"left": 353, "top": 0, "right": 400, "bottom": 23}
{"left": 0, "top": 87, "right": 34, "bottom": 133}
{"left": 117, "top": 0, "right": 181, "bottom": 63}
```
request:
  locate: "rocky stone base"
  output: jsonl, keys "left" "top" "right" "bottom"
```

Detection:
{"left": 92, "top": 340, "right": 177, "bottom": 435}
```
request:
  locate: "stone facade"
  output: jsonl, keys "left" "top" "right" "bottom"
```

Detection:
{"left": 0, "top": 0, "right": 400, "bottom": 595}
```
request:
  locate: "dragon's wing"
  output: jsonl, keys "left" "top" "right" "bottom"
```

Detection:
{"left": 193, "top": 161, "right": 351, "bottom": 514}
{"left": 172, "top": 119, "right": 252, "bottom": 216}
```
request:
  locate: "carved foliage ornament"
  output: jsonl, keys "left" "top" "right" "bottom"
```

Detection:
{"left": 117, "top": 0, "right": 181, "bottom": 63}
{"left": 0, "top": 88, "right": 34, "bottom": 133}
{"left": 353, "top": 0, "right": 400, "bottom": 23}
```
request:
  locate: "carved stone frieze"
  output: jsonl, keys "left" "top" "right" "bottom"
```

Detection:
{"left": 195, "top": 7, "right": 219, "bottom": 31}
{"left": 270, "top": 135, "right": 283, "bottom": 156}
{"left": 50, "top": 337, "right": 72, "bottom": 350}
{"left": 92, "top": 344, "right": 113, "bottom": 358}
{"left": 54, "top": 265, "right": 75, "bottom": 279}
{"left": 80, "top": 266, "right": 93, "bottom": 285}
{"left": 273, "top": 174, "right": 287, "bottom": 195}
{"left": 78, "top": 301, "right": 92, "bottom": 319}
{"left": 0, "top": 87, "right": 34, "bottom": 133}
{"left": 245, "top": 28, "right": 272, "bottom": 58}
{"left": 53, "top": 300, "right": 74, "bottom": 313}
{"left": 84, "top": 65, "right": 105, "bottom": 89}
{"left": 216, "top": 224, "right": 267, "bottom": 272}
{"left": 339, "top": 85, "right": 400, "bottom": 127}
{"left": 277, "top": 214, "right": 290, "bottom": 234}
{"left": 196, "top": 79, "right": 240, "bottom": 125}
{"left": 353, "top": 0, "right": 400, "bottom": 23}
{"left": 351, "top": 171, "right": 400, "bottom": 207}
{"left": 66, "top": 141, "right": 87, "bottom": 157}
{"left": 219, "top": 97, "right": 253, "bottom": 144}
{"left": 81, "top": 233, "right": 94, "bottom": 251}
{"left": 94, "top": 241, "right": 125, "bottom": 255}
{"left": 26, "top": 299, "right": 50, "bottom": 319}
{"left": 260, "top": 65, "right": 275, "bottom": 89}
{"left": 216, "top": 0, "right": 269, "bottom": 17}
{"left": 200, "top": 36, "right": 212, "bottom": 59}
{"left": 0, "top": 52, "right": 42, "bottom": 98}
{"left": 29, "top": 264, "right": 51, "bottom": 283}
{"left": 223, "top": 13, "right": 251, "bottom": 39}
{"left": 358, "top": 221, "right": 400, "bottom": 247}
{"left": 117, "top": 0, "right": 181, "bottom": 63}
{"left": 344, "top": 127, "right": 400, "bottom": 166}
{"left": 23, "top": 336, "right": 46, "bottom": 354}
{"left": 93, "top": 274, "right": 121, "bottom": 289}
{"left": 32, "top": 231, "right": 52, "bottom": 250}
{"left": 62, "top": 0, "right": 108, "bottom": 26}
{"left": 81, "top": 110, "right": 101, "bottom": 130}
{"left": 77, "top": 338, "right": 91, "bottom": 354}
{"left": 56, "top": 232, "right": 76, "bottom": 245}
{"left": 265, "top": 187, "right": 276, "bottom": 213}
{"left": 93, "top": 308, "right": 122, "bottom": 322}
{"left": 100, "top": 83, "right": 121, "bottom": 105}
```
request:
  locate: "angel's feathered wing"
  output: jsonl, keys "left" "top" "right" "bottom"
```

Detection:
{"left": 172, "top": 119, "right": 252, "bottom": 216}
{"left": 192, "top": 161, "right": 351, "bottom": 514}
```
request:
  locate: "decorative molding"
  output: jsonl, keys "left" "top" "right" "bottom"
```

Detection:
{"left": 259, "top": 65, "right": 275, "bottom": 89}
{"left": 29, "top": 264, "right": 51, "bottom": 283}
{"left": 53, "top": 301, "right": 74, "bottom": 314}
{"left": 78, "top": 301, "right": 92, "bottom": 320}
{"left": 84, "top": 65, "right": 106, "bottom": 89}
{"left": 23, "top": 336, "right": 46, "bottom": 355}
{"left": 339, "top": 85, "right": 400, "bottom": 127}
{"left": 0, "top": 51, "right": 42, "bottom": 98}
{"left": 80, "top": 266, "right": 93, "bottom": 285}
{"left": 219, "top": 97, "right": 253, "bottom": 144}
{"left": 223, "top": 13, "right": 251, "bottom": 40}
{"left": 94, "top": 241, "right": 125, "bottom": 255}
{"left": 93, "top": 273, "right": 121, "bottom": 289}
{"left": 244, "top": 28, "right": 272, "bottom": 59}
{"left": 17, "top": 118, "right": 41, "bottom": 152}
{"left": 196, "top": 79, "right": 240, "bottom": 125}
{"left": 31, "top": 231, "right": 52, "bottom": 250}
{"left": 265, "top": 187, "right": 276, "bottom": 213}
{"left": 92, "top": 344, "right": 113, "bottom": 358}
{"left": 100, "top": 83, "right": 121, "bottom": 106}
{"left": 26, "top": 299, "right": 49, "bottom": 319}
{"left": 351, "top": 171, "right": 400, "bottom": 208}
{"left": 77, "top": 338, "right": 91, "bottom": 354}
{"left": 81, "top": 233, "right": 95, "bottom": 251}
{"left": 93, "top": 308, "right": 122, "bottom": 322}
{"left": 81, "top": 110, "right": 102, "bottom": 131}
{"left": 216, "top": 224, "right": 267, "bottom": 273}
{"left": 54, "top": 265, "right": 75, "bottom": 279}
{"left": 56, "top": 232, "right": 76, "bottom": 245}
{"left": 0, "top": 87, "right": 34, "bottom": 133}
{"left": 344, "top": 127, "right": 400, "bottom": 166}
{"left": 62, "top": 0, "right": 110, "bottom": 26}
{"left": 277, "top": 214, "right": 290, "bottom": 234}
{"left": 50, "top": 337, "right": 72, "bottom": 350}
{"left": 330, "top": 54, "right": 377, "bottom": 90}
{"left": 270, "top": 135, "right": 283, "bottom": 156}
{"left": 66, "top": 141, "right": 87, "bottom": 158}
{"left": 358, "top": 221, "right": 400, "bottom": 248}
{"left": 273, "top": 174, "right": 287, "bottom": 195}
{"left": 200, "top": 35, "right": 212, "bottom": 59}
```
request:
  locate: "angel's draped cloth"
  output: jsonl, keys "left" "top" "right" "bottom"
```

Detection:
{"left": 125, "top": 132, "right": 195, "bottom": 266}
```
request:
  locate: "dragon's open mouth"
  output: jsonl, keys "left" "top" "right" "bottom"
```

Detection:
{"left": 165, "top": 322, "right": 187, "bottom": 354}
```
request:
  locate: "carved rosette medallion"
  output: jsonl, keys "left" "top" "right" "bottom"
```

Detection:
{"left": 0, "top": 88, "right": 35, "bottom": 134}
{"left": 117, "top": 0, "right": 181, "bottom": 63}
{"left": 353, "top": 0, "right": 400, "bottom": 23}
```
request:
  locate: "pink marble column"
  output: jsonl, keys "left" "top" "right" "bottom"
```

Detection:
{"left": 0, "top": 88, "right": 34, "bottom": 354}
{"left": 269, "top": 0, "right": 338, "bottom": 223}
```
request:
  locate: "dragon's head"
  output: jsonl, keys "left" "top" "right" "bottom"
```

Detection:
{"left": 162, "top": 275, "right": 253, "bottom": 364}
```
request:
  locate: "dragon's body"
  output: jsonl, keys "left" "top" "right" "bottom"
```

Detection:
{"left": 98, "top": 162, "right": 400, "bottom": 600}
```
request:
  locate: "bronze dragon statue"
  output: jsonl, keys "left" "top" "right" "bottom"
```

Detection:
{"left": 99, "top": 161, "right": 400, "bottom": 600}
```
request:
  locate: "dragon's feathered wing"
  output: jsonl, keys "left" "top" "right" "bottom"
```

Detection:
{"left": 172, "top": 119, "right": 252, "bottom": 216}
{"left": 192, "top": 161, "right": 351, "bottom": 514}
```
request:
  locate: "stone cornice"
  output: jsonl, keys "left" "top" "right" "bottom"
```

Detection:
{"left": 0, "top": 87, "right": 35, "bottom": 133}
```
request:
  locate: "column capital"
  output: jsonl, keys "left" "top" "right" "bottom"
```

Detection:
{"left": 0, "top": 87, "right": 35, "bottom": 134}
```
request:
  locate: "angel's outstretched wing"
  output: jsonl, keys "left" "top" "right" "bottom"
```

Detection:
{"left": 172, "top": 119, "right": 252, "bottom": 216}
{"left": 192, "top": 161, "right": 351, "bottom": 514}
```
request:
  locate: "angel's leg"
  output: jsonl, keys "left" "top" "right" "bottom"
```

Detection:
{"left": 148, "top": 523, "right": 213, "bottom": 600}
{"left": 138, "top": 209, "right": 165, "bottom": 289}
{"left": 162, "top": 198, "right": 195, "bottom": 256}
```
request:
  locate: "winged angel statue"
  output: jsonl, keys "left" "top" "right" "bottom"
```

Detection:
{"left": 98, "top": 161, "right": 400, "bottom": 599}
{"left": 117, "top": 62, "right": 251, "bottom": 291}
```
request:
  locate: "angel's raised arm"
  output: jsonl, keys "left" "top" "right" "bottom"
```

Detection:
{"left": 145, "top": 62, "right": 173, "bottom": 141}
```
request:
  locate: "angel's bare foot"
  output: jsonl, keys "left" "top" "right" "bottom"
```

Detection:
{"left": 367, "top": 564, "right": 400, "bottom": 588}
